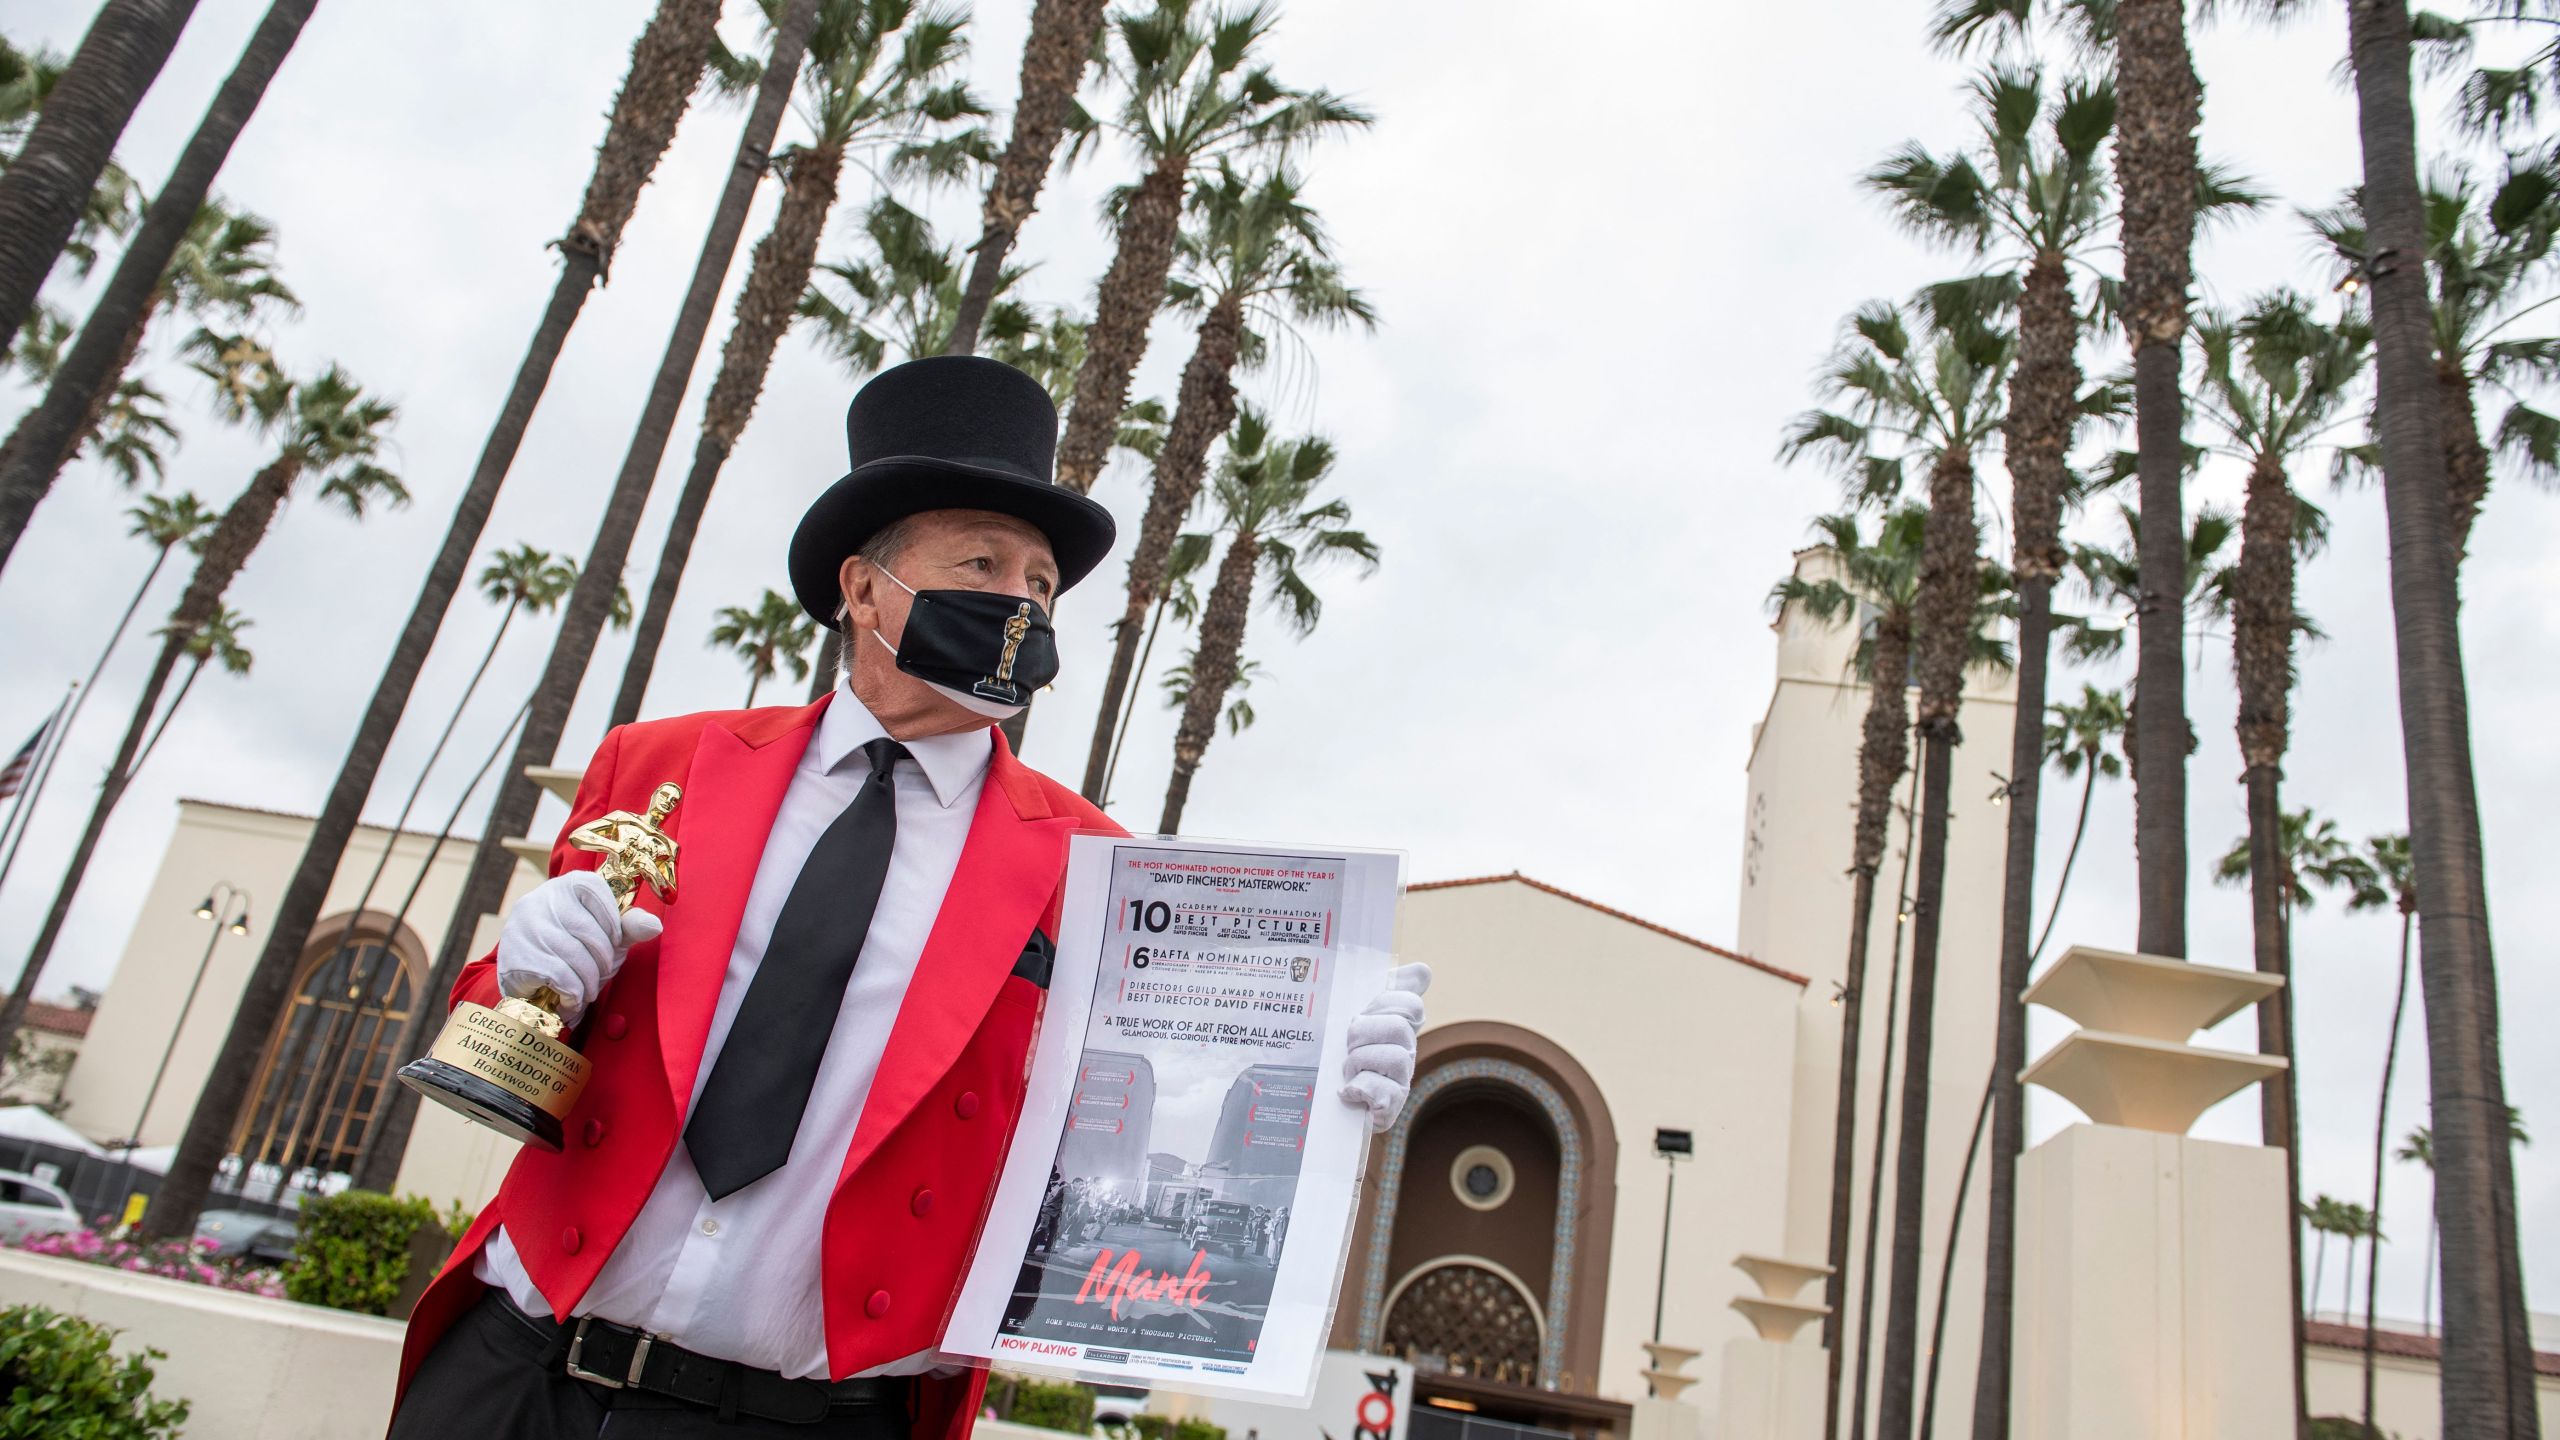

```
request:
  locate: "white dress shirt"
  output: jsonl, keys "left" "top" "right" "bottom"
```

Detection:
{"left": 477, "top": 689, "right": 992, "bottom": 1378}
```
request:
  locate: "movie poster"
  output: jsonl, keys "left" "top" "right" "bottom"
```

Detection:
{"left": 943, "top": 835, "right": 1402, "bottom": 1401}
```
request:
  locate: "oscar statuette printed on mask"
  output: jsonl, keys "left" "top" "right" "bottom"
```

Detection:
{"left": 395, "top": 783, "right": 683, "bottom": 1150}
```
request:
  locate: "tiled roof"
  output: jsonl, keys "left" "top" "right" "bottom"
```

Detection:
{"left": 2303, "top": 1319, "right": 2560, "bottom": 1377}
{"left": 1407, "top": 872, "right": 1808, "bottom": 986}
{"left": 21, "top": 1001, "right": 91, "bottom": 1039}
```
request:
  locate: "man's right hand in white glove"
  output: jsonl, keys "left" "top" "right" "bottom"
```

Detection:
{"left": 495, "top": 871, "right": 663, "bottom": 1028}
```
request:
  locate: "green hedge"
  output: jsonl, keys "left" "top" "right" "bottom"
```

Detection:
{"left": 0, "top": 1304, "right": 188, "bottom": 1439}
{"left": 1010, "top": 1378, "right": 1097, "bottom": 1434}
{"left": 1133, "top": 1416, "right": 1225, "bottom": 1440}
{"left": 282, "top": 1190, "right": 439, "bottom": 1316}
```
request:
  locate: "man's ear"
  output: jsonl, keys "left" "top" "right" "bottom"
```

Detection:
{"left": 838, "top": 555, "right": 877, "bottom": 635}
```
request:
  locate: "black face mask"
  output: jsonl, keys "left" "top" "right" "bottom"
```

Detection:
{"left": 872, "top": 570, "right": 1059, "bottom": 717}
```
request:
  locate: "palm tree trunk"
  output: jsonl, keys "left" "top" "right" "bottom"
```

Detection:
{"left": 126, "top": 0, "right": 720, "bottom": 1240}
{"left": 611, "top": 137, "right": 848, "bottom": 728}
{"left": 2312, "top": 1227, "right": 2330, "bottom": 1319}
{"left": 1875, "top": 439, "right": 1978, "bottom": 1440}
{"left": 1971, "top": 246, "right": 2075, "bottom": 1440}
{"left": 944, "top": 0, "right": 1110, "bottom": 356}
{"left": 2366, "top": 898, "right": 2406, "bottom": 1433}
{"left": 2235, "top": 449, "right": 2308, "bottom": 1434}
{"left": 1850, "top": 753, "right": 1923, "bottom": 1440}
{"left": 1083, "top": 295, "right": 1246, "bottom": 798}
{"left": 1102, "top": 589, "right": 1175, "bottom": 806}
{"left": 2438, "top": 358, "right": 2490, "bottom": 570}
{"left": 0, "top": 301, "right": 156, "bottom": 481}
{"left": 0, "top": 0, "right": 196, "bottom": 346}
{"left": 0, "top": 545, "right": 173, "bottom": 902}
{"left": 1921, "top": 1074, "right": 1992, "bottom": 1440}
{"left": 2347, "top": 4, "right": 2541, "bottom": 1433}
{"left": 128, "top": 653, "right": 206, "bottom": 774}
{"left": 2116, "top": 0, "right": 2198, "bottom": 964}
{"left": 2029, "top": 762, "right": 2098, "bottom": 961}
{"left": 349, "top": 695, "right": 531, "bottom": 1193}
{"left": 1158, "top": 530, "right": 1256, "bottom": 833}
{"left": 0, "top": 0, "right": 319, "bottom": 572}
{"left": 275, "top": 0, "right": 828, "bottom": 1242}
{"left": 1826, "top": 622, "right": 1912, "bottom": 1440}
{"left": 1054, "top": 158, "right": 1189, "bottom": 496}
{"left": 0, "top": 455, "right": 293, "bottom": 1056}
{"left": 271, "top": 601, "right": 518, "bottom": 1177}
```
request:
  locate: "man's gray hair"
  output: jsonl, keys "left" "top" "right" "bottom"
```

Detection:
{"left": 858, "top": 514, "right": 921, "bottom": 571}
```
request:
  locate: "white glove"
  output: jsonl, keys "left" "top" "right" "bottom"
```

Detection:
{"left": 495, "top": 871, "right": 663, "bottom": 1027}
{"left": 1341, "top": 962, "right": 1431, "bottom": 1132}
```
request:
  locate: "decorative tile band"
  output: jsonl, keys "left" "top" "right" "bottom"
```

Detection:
{"left": 1355, "top": 1057, "right": 1584, "bottom": 1389}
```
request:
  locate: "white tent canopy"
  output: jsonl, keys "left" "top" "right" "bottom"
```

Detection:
{"left": 0, "top": 1104, "right": 104, "bottom": 1157}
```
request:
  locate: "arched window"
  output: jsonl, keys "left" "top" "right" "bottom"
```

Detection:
{"left": 1383, "top": 1258, "right": 1546, "bottom": 1383}
{"left": 231, "top": 916, "right": 422, "bottom": 1178}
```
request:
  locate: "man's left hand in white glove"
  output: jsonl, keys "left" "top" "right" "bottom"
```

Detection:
{"left": 1341, "top": 962, "right": 1431, "bottom": 1132}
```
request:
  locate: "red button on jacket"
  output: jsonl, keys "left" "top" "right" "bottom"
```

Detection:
{"left": 910, "top": 1188, "right": 934, "bottom": 1217}
{"left": 603, "top": 1012, "right": 629, "bottom": 1041}
{"left": 953, "top": 1092, "right": 979, "bottom": 1120}
{"left": 865, "top": 1290, "right": 892, "bottom": 1319}
{"left": 561, "top": 1227, "right": 582, "bottom": 1255}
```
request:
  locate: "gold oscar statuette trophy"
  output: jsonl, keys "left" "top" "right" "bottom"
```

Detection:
{"left": 396, "top": 782, "right": 683, "bottom": 1150}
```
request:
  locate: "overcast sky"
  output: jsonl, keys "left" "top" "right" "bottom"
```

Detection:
{"left": 5, "top": 0, "right": 2557, "bottom": 1328}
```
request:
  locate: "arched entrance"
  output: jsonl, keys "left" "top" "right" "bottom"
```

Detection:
{"left": 230, "top": 911, "right": 424, "bottom": 1177}
{"left": 1345, "top": 1022, "right": 1619, "bottom": 1395}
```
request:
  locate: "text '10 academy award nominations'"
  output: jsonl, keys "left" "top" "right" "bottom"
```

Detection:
{"left": 943, "top": 834, "right": 1402, "bottom": 1402}
{"left": 395, "top": 781, "right": 684, "bottom": 1150}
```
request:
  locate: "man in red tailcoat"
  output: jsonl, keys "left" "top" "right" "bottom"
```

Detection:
{"left": 389, "top": 356, "right": 1430, "bottom": 1439}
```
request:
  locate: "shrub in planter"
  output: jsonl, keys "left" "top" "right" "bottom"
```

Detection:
{"left": 0, "top": 1304, "right": 188, "bottom": 1438}
{"left": 9, "top": 1228, "right": 283, "bottom": 1298}
{"left": 282, "top": 1190, "right": 438, "bottom": 1316}
{"left": 1134, "top": 1417, "right": 1226, "bottom": 1440}
{"left": 1009, "top": 1377, "right": 1098, "bottom": 1433}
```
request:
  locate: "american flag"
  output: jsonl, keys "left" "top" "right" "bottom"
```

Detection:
{"left": 0, "top": 709, "right": 55, "bottom": 801}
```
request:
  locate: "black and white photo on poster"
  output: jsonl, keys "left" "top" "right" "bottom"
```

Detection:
{"left": 944, "top": 835, "right": 1401, "bottom": 1401}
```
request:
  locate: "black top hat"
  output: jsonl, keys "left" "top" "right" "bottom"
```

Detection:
{"left": 788, "top": 355, "right": 1117, "bottom": 628}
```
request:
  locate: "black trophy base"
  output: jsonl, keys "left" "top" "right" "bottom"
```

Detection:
{"left": 398, "top": 1057, "right": 564, "bottom": 1152}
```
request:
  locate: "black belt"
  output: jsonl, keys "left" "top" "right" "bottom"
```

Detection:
{"left": 486, "top": 1291, "right": 913, "bottom": 1426}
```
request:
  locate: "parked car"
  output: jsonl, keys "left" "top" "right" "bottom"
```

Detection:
{"left": 1181, "top": 1199, "right": 1256, "bottom": 1257}
{"left": 0, "top": 1170, "right": 79, "bottom": 1243}
{"left": 194, "top": 1209, "right": 299, "bottom": 1266}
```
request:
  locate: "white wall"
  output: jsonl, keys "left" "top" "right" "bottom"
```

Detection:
{"left": 1398, "top": 877, "right": 1807, "bottom": 1408}
{"left": 0, "top": 1248, "right": 401, "bottom": 1438}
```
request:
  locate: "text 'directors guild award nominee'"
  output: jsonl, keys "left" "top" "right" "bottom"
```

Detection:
{"left": 943, "top": 834, "right": 1402, "bottom": 1401}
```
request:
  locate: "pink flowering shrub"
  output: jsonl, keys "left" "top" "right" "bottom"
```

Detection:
{"left": 9, "top": 1227, "right": 286, "bottom": 1298}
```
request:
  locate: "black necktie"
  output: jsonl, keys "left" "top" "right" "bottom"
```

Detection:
{"left": 685, "top": 736, "right": 907, "bottom": 1200}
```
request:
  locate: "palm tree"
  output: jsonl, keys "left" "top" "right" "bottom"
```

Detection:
{"left": 2029, "top": 684, "right": 2126, "bottom": 959}
{"left": 1100, "top": 529, "right": 1209, "bottom": 808}
{"left": 0, "top": 0, "right": 322, "bottom": 567}
{"left": 0, "top": 490, "right": 214, "bottom": 904}
{"left": 798, "top": 195, "right": 1044, "bottom": 374}
{"left": 2306, "top": 162, "right": 2560, "bottom": 570}
{"left": 2191, "top": 292, "right": 2373, "bottom": 1423}
{"left": 1785, "top": 291, "right": 2011, "bottom": 1440}
{"left": 2305, "top": 1194, "right": 2355, "bottom": 1318}
{"left": 132, "top": 602, "right": 252, "bottom": 772}
{"left": 609, "top": 0, "right": 987, "bottom": 728}
{"left": 0, "top": 198, "right": 297, "bottom": 487}
{"left": 943, "top": 0, "right": 1112, "bottom": 355}
{"left": 1156, "top": 412, "right": 1375, "bottom": 830}
{"left": 1158, "top": 649, "right": 1255, "bottom": 734}
{"left": 1862, "top": 70, "right": 2113, "bottom": 1435}
{"left": 345, "top": 564, "right": 630, "bottom": 1195}
{"left": 1081, "top": 161, "right": 1370, "bottom": 799}
{"left": 0, "top": 0, "right": 196, "bottom": 345}
{"left": 258, "top": 1, "right": 837, "bottom": 1249}
{"left": 153, "top": 0, "right": 730, "bottom": 1238}
{"left": 1769, "top": 505, "right": 1922, "bottom": 1440}
{"left": 0, "top": 360, "right": 401, "bottom": 1059}
{"left": 2344, "top": 9, "right": 2541, "bottom": 1427}
{"left": 1049, "top": 0, "right": 1369, "bottom": 496}
{"left": 2107, "top": 0, "right": 2202, "bottom": 968}
{"left": 2360, "top": 832, "right": 2415, "bottom": 1438}
{"left": 711, "top": 588, "right": 819, "bottom": 707}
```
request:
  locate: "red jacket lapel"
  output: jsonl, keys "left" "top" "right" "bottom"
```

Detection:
{"left": 835, "top": 731, "right": 1079, "bottom": 1185}
{"left": 653, "top": 698, "right": 828, "bottom": 1113}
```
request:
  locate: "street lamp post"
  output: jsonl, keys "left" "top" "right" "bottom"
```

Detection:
{"left": 114, "top": 883, "right": 250, "bottom": 1220}
{"left": 1649, "top": 1126, "right": 1694, "bottom": 1395}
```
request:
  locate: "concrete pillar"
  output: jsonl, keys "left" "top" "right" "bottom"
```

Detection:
{"left": 2010, "top": 947, "right": 2292, "bottom": 1440}
{"left": 1714, "top": 1254, "right": 1830, "bottom": 1440}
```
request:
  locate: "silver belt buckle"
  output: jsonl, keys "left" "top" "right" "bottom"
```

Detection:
{"left": 563, "top": 1316, "right": 657, "bottom": 1389}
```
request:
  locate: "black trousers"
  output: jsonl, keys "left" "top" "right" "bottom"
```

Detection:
{"left": 390, "top": 1293, "right": 916, "bottom": 1439}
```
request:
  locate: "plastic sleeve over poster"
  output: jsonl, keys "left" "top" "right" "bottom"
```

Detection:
{"left": 941, "top": 833, "right": 1404, "bottom": 1403}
